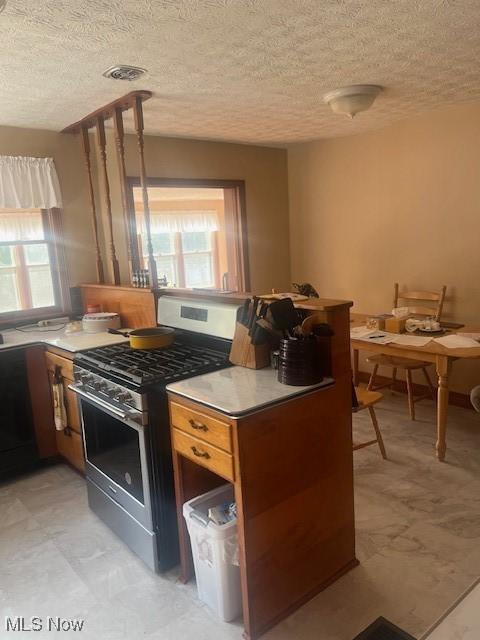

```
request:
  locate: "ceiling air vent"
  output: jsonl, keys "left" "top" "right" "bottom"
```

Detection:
{"left": 103, "top": 65, "right": 147, "bottom": 81}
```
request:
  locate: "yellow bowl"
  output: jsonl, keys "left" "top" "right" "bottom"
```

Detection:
{"left": 128, "top": 327, "right": 175, "bottom": 350}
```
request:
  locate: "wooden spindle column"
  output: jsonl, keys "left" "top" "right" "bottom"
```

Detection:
{"left": 96, "top": 115, "right": 121, "bottom": 285}
{"left": 133, "top": 94, "right": 158, "bottom": 288}
{"left": 63, "top": 91, "right": 152, "bottom": 288}
{"left": 80, "top": 126, "right": 104, "bottom": 283}
{"left": 113, "top": 107, "right": 139, "bottom": 279}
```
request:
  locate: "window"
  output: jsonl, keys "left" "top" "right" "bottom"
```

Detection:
{"left": 182, "top": 231, "right": 215, "bottom": 288}
{"left": 129, "top": 180, "right": 249, "bottom": 292}
{"left": 150, "top": 232, "right": 177, "bottom": 286}
{"left": 0, "top": 209, "right": 65, "bottom": 318}
{"left": 140, "top": 229, "right": 216, "bottom": 289}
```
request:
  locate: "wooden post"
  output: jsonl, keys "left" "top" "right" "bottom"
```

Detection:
{"left": 132, "top": 95, "right": 158, "bottom": 288}
{"left": 80, "top": 126, "right": 104, "bottom": 283}
{"left": 113, "top": 107, "right": 139, "bottom": 280}
{"left": 96, "top": 115, "right": 120, "bottom": 285}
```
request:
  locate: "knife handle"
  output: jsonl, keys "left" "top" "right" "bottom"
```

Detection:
{"left": 247, "top": 297, "right": 258, "bottom": 334}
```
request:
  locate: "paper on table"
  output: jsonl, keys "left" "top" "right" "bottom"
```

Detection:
{"left": 391, "top": 335, "right": 433, "bottom": 347}
{"left": 350, "top": 326, "right": 395, "bottom": 344}
{"left": 351, "top": 326, "right": 375, "bottom": 338}
{"left": 457, "top": 332, "right": 480, "bottom": 342}
{"left": 434, "top": 334, "right": 480, "bottom": 349}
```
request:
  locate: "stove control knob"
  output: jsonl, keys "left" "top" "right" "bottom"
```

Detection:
{"left": 92, "top": 380, "right": 107, "bottom": 391}
{"left": 81, "top": 373, "right": 93, "bottom": 385}
{"left": 116, "top": 391, "right": 132, "bottom": 403}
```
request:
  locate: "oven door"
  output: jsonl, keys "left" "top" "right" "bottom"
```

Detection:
{"left": 70, "top": 387, "right": 153, "bottom": 530}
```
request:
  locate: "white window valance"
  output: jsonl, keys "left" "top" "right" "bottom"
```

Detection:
{"left": 138, "top": 211, "right": 219, "bottom": 234}
{"left": 0, "top": 210, "right": 44, "bottom": 241}
{"left": 0, "top": 156, "right": 63, "bottom": 209}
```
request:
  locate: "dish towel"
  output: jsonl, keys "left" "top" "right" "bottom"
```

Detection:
{"left": 52, "top": 382, "right": 68, "bottom": 431}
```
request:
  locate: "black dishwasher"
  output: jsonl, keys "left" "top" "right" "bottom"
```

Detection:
{"left": 0, "top": 349, "right": 38, "bottom": 480}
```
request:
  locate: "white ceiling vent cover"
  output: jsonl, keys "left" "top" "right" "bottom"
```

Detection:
{"left": 103, "top": 65, "right": 147, "bottom": 81}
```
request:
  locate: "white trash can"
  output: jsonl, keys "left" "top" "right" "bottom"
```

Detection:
{"left": 183, "top": 483, "right": 242, "bottom": 622}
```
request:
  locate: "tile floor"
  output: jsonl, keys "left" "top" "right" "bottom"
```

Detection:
{"left": 1, "top": 392, "right": 480, "bottom": 639}
{"left": 425, "top": 577, "right": 480, "bottom": 639}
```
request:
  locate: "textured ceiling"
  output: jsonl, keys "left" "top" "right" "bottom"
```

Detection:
{"left": 2, "top": 0, "right": 480, "bottom": 144}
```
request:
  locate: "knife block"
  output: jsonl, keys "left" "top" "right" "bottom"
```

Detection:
{"left": 229, "top": 322, "right": 271, "bottom": 369}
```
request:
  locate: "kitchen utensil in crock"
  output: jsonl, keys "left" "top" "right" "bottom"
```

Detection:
{"left": 268, "top": 298, "right": 301, "bottom": 336}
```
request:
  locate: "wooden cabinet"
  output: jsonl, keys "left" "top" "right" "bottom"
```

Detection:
{"left": 168, "top": 301, "right": 356, "bottom": 640}
{"left": 45, "top": 349, "right": 85, "bottom": 473}
{"left": 172, "top": 427, "right": 235, "bottom": 482}
{"left": 170, "top": 400, "right": 233, "bottom": 452}
{"left": 44, "top": 350, "right": 74, "bottom": 380}
{"left": 55, "top": 427, "right": 85, "bottom": 472}
{"left": 25, "top": 346, "right": 58, "bottom": 459}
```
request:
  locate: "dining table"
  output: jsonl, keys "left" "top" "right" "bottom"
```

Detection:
{"left": 350, "top": 313, "right": 480, "bottom": 461}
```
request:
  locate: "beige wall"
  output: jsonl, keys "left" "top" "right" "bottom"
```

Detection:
{"left": 288, "top": 102, "right": 480, "bottom": 394}
{"left": 0, "top": 126, "right": 290, "bottom": 295}
{"left": 104, "top": 132, "right": 291, "bottom": 292}
{"left": 0, "top": 126, "right": 100, "bottom": 286}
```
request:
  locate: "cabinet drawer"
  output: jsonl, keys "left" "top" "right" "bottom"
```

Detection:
{"left": 56, "top": 428, "right": 85, "bottom": 473}
{"left": 45, "top": 351, "right": 74, "bottom": 382}
{"left": 172, "top": 428, "right": 234, "bottom": 482}
{"left": 170, "top": 402, "right": 232, "bottom": 453}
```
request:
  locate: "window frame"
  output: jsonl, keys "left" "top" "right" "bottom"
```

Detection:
{"left": 126, "top": 177, "right": 250, "bottom": 292}
{"left": 0, "top": 208, "right": 70, "bottom": 326}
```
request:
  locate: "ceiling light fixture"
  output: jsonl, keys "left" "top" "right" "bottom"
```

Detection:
{"left": 323, "top": 84, "right": 383, "bottom": 119}
{"left": 103, "top": 65, "right": 147, "bottom": 81}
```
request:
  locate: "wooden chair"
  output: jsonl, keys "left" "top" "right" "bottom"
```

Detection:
{"left": 353, "top": 386, "right": 387, "bottom": 459}
{"left": 367, "top": 283, "right": 447, "bottom": 420}
{"left": 393, "top": 283, "right": 446, "bottom": 321}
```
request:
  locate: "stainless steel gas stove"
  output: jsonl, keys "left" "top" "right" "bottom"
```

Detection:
{"left": 69, "top": 297, "right": 239, "bottom": 572}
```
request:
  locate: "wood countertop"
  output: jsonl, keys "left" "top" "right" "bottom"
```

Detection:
{"left": 80, "top": 283, "right": 353, "bottom": 311}
{"left": 295, "top": 298, "right": 353, "bottom": 311}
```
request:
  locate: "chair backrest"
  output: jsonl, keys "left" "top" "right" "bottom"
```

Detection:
{"left": 393, "top": 283, "right": 446, "bottom": 321}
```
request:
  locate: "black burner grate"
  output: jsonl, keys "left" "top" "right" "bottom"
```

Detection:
{"left": 77, "top": 342, "right": 229, "bottom": 386}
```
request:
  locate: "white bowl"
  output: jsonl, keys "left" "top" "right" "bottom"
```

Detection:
{"left": 82, "top": 312, "right": 120, "bottom": 333}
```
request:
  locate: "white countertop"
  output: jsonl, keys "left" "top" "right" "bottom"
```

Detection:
{"left": 0, "top": 325, "right": 128, "bottom": 353}
{"left": 166, "top": 366, "right": 334, "bottom": 416}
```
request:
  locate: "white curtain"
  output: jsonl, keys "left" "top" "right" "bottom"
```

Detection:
{"left": 0, "top": 210, "right": 44, "bottom": 241}
{"left": 138, "top": 211, "right": 219, "bottom": 234}
{"left": 0, "top": 156, "right": 63, "bottom": 209}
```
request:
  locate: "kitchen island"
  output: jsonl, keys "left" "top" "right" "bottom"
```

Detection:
{"left": 167, "top": 298, "right": 355, "bottom": 639}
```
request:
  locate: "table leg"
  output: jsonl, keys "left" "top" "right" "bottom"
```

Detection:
{"left": 435, "top": 356, "right": 451, "bottom": 461}
{"left": 353, "top": 349, "right": 359, "bottom": 386}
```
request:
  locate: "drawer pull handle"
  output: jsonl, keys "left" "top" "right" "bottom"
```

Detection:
{"left": 191, "top": 446, "right": 210, "bottom": 459}
{"left": 189, "top": 419, "right": 208, "bottom": 432}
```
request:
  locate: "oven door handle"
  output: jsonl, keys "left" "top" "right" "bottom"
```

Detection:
{"left": 68, "top": 384, "right": 143, "bottom": 426}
